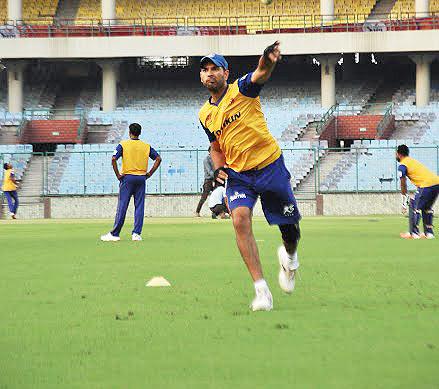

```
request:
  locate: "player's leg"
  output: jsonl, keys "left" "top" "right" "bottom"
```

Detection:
{"left": 258, "top": 155, "right": 302, "bottom": 293}
{"left": 11, "top": 191, "right": 19, "bottom": 215}
{"left": 102, "top": 177, "right": 132, "bottom": 240}
{"left": 4, "top": 191, "right": 15, "bottom": 217}
{"left": 411, "top": 192, "right": 422, "bottom": 237}
{"left": 132, "top": 176, "right": 146, "bottom": 240}
{"left": 231, "top": 206, "right": 263, "bottom": 281}
{"left": 419, "top": 185, "right": 438, "bottom": 238}
{"left": 226, "top": 171, "right": 271, "bottom": 311}
{"left": 195, "top": 179, "right": 213, "bottom": 216}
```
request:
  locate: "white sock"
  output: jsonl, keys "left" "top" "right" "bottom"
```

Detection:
{"left": 254, "top": 279, "right": 268, "bottom": 293}
{"left": 282, "top": 246, "right": 300, "bottom": 270}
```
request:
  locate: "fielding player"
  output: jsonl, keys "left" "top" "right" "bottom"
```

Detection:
{"left": 199, "top": 42, "right": 301, "bottom": 311}
{"left": 101, "top": 123, "right": 162, "bottom": 242}
{"left": 2, "top": 162, "right": 19, "bottom": 219}
{"left": 397, "top": 144, "right": 439, "bottom": 239}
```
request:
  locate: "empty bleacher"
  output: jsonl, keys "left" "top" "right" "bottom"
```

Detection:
{"left": 0, "top": 144, "right": 33, "bottom": 183}
{"left": 391, "top": 0, "right": 439, "bottom": 16}
{"left": 73, "top": 0, "right": 377, "bottom": 31}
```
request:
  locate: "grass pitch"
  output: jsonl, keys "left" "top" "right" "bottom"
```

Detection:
{"left": 0, "top": 216, "right": 438, "bottom": 388}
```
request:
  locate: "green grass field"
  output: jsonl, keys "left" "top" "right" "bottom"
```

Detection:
{"left": 1, "top": 216, "right": 438, "bottom": 389}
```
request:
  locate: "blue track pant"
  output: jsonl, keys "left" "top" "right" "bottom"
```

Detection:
{"left": 111, "top": 175, "right": 146, "bottom": 236}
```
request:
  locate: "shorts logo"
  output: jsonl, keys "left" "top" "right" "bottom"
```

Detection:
{"left": 230, "top": 192, "right": 247, "bottom": 202}
{"left": 283, "top": 204, "right": 295, "bottom": 216}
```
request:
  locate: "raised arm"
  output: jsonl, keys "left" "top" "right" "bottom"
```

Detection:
{"left": 251, "top": 41, "right": 282, "bottom": 85}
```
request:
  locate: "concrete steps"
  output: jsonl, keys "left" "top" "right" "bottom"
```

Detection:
{"left": 55, "top": 0, "right": 81, "bottom": 19}
{"left": 0, "top": 126, "right": 20, "bottom": 144}
{"left": 295, "top": 152, "right": 346, "bottom": 196}
{"left": 367, "top": 0, "right": 397, "bottom": 21}
{"left": 1, "top": 155, "right": 46, "bottom": 219}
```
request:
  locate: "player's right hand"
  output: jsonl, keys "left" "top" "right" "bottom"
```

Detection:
{"left": 214, "top": 167, "right": 228, "bottom": 185}
{"left": 117, "top": 174, "right": 124, "bottom": 181}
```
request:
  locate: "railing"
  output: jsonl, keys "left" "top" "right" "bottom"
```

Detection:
{"left": 23, "top": 108, "right": 85, "bottom": 120}
{"left": 1, "top": 145, "right": 438, "bottom": 198}
{"left": 376, "top": 103, "right": 394, "bottom": 138}
{"left": 77, "top": 111, "right": 87, "bottom": 139}
{"left": 16, "top": 117, "right": 27, "bottom": 138}
{"left": 0, "top": 11, "right": 439, "bottom": 37}
{"left": 316, "top": 104, "right": 337, "bottom": 135}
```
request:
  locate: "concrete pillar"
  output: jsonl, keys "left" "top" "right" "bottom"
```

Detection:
{"left": 320, "top": 0, "right": 335, "bottom": 22}
{"left": 8, "top": 0, "right": 22, "bottom": 22}
{"left": 410, "top": 55, "right": 435, "bottom": 108}
{"left": 101, "top": 0, "right": 116, "bottom": 22}
{"left": 415, "top": 0, "right": 430, "bottom": 18}
{"left": 98, "top": 60, "right": 120, "bottom": 112}
{"left": 7, "top": 61, "right": 25, "bottom": 114}
{"left": 320, "top": 56, "right": 338, "bottom": 109}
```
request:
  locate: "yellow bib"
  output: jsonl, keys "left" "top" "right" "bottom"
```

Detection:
{"left": 199, "top": 80, "right": 281, "bottom": 172}
{"left": 120, "top": 139, "right": 151, "bottom": 175}
{"left": 2, "top": 169, "right": 17, "bottom": 191}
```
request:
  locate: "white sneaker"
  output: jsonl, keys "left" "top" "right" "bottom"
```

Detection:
{"left": 425, "top": 233, "right": 435, "bottom": 239}
{"left": 277, "top": 246, "right": 299, "bottom": 293}
{"left": 100, "top": 232, "right": 120, "bottom": 242}
{"left": 132, "top": 233, "right": 142, "bottom": 241}
{"left": 250, "top": 288, "right": 273, "bottom": 312}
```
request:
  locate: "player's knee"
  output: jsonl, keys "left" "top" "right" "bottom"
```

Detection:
{"left": 279, "top": 223, "right": 301, "bottom": 244}
{"left": 232, "top": 209, "right": 251, "bottom": 232}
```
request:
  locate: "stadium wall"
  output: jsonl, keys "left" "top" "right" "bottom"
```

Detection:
{"left": 10, "top": 193, "right": 438, "bottom": 219}
{"left": 1, "top": 30, "right": 439, "bottom": 58}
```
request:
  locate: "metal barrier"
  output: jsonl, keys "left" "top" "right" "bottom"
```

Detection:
{"left": 1, "top": 11, "right": 438, "bottom": 37}
{"left": 1, "top": 145, "right": 438, "bottom": 198}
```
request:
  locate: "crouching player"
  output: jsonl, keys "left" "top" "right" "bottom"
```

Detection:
{"left": 397, "top": 144, "right": 439, "bottom": 239}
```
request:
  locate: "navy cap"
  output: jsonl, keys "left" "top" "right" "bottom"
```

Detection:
{"left": 200, "top": 54, "right": 228, "bottom": 70}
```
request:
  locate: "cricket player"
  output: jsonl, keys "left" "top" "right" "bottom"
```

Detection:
{"left": 2, "top": 163, "right": 19, "bottom": 219}
{"left": 397, "top": 144, "right": 439, "bottom": 239}
{"left": 195, "top": 146, "right": 215, "bottom": 217}
{"left": 101, "top": 123, "right": 162, "bottom": 242}
{"left": 199, "top": 42, "right": 301, "bottom": 311}
{"left": 208, "top": 183, "right": 229, "bottom": 219}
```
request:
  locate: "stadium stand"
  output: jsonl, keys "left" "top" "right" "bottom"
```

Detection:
{"left": 391, "top": 0, "right": 439, "bottom": 15}
{"left": 0, "top": 0, "right": 6, "bottom": 21}
{"left": 0, "top": 144, "right": 33, "bottom": 183}
{"left": 73, "top": 0, "right": 377, "bottom": 30}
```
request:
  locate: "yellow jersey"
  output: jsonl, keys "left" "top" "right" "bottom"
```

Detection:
{"left": 199, "top": 72, "right": 281, "bottom": 172}
{"left": 398, "top": 156, "right": 439, "bottom": 188}
{"left": 2, "top": 168, "right": 17, "bottom": 192}
{"left": 113, "top": 139, "right": 153, "bottom": 176}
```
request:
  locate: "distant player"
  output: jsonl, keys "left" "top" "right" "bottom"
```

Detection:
{"left": 2, "top": 163, "right": 19, "bottom": 219}
{"left": 199, "top": 42, "right": 301, "bottom": 311}
{"left": 397, "top": 144, "right": 439, "bottom": 239}
{"left": 195, "top": 146, "right": 214, "bottom": 217}
{"left": 101, "top": 123, "right": 162, "bottom": 242}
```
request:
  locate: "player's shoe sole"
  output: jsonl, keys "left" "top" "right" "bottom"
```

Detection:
{"left": 400, "top": 232, "right": 421, "bottom": 239}
{"left": 277, "top": 246, "right": 299, "bottom": 293}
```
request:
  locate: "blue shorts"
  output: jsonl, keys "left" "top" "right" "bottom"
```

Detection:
{"left": 414, "top": 184, "right": 439, "bottom": 210}
{"left": 225, "top": 155, "right": 301, "bottom": 225}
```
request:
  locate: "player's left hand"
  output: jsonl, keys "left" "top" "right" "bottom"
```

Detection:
{"left": 262, "top": 41, "right": 281, "bottom": 65}
{"left": 146, "top": 172, "right": 152, "bottom": 179}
